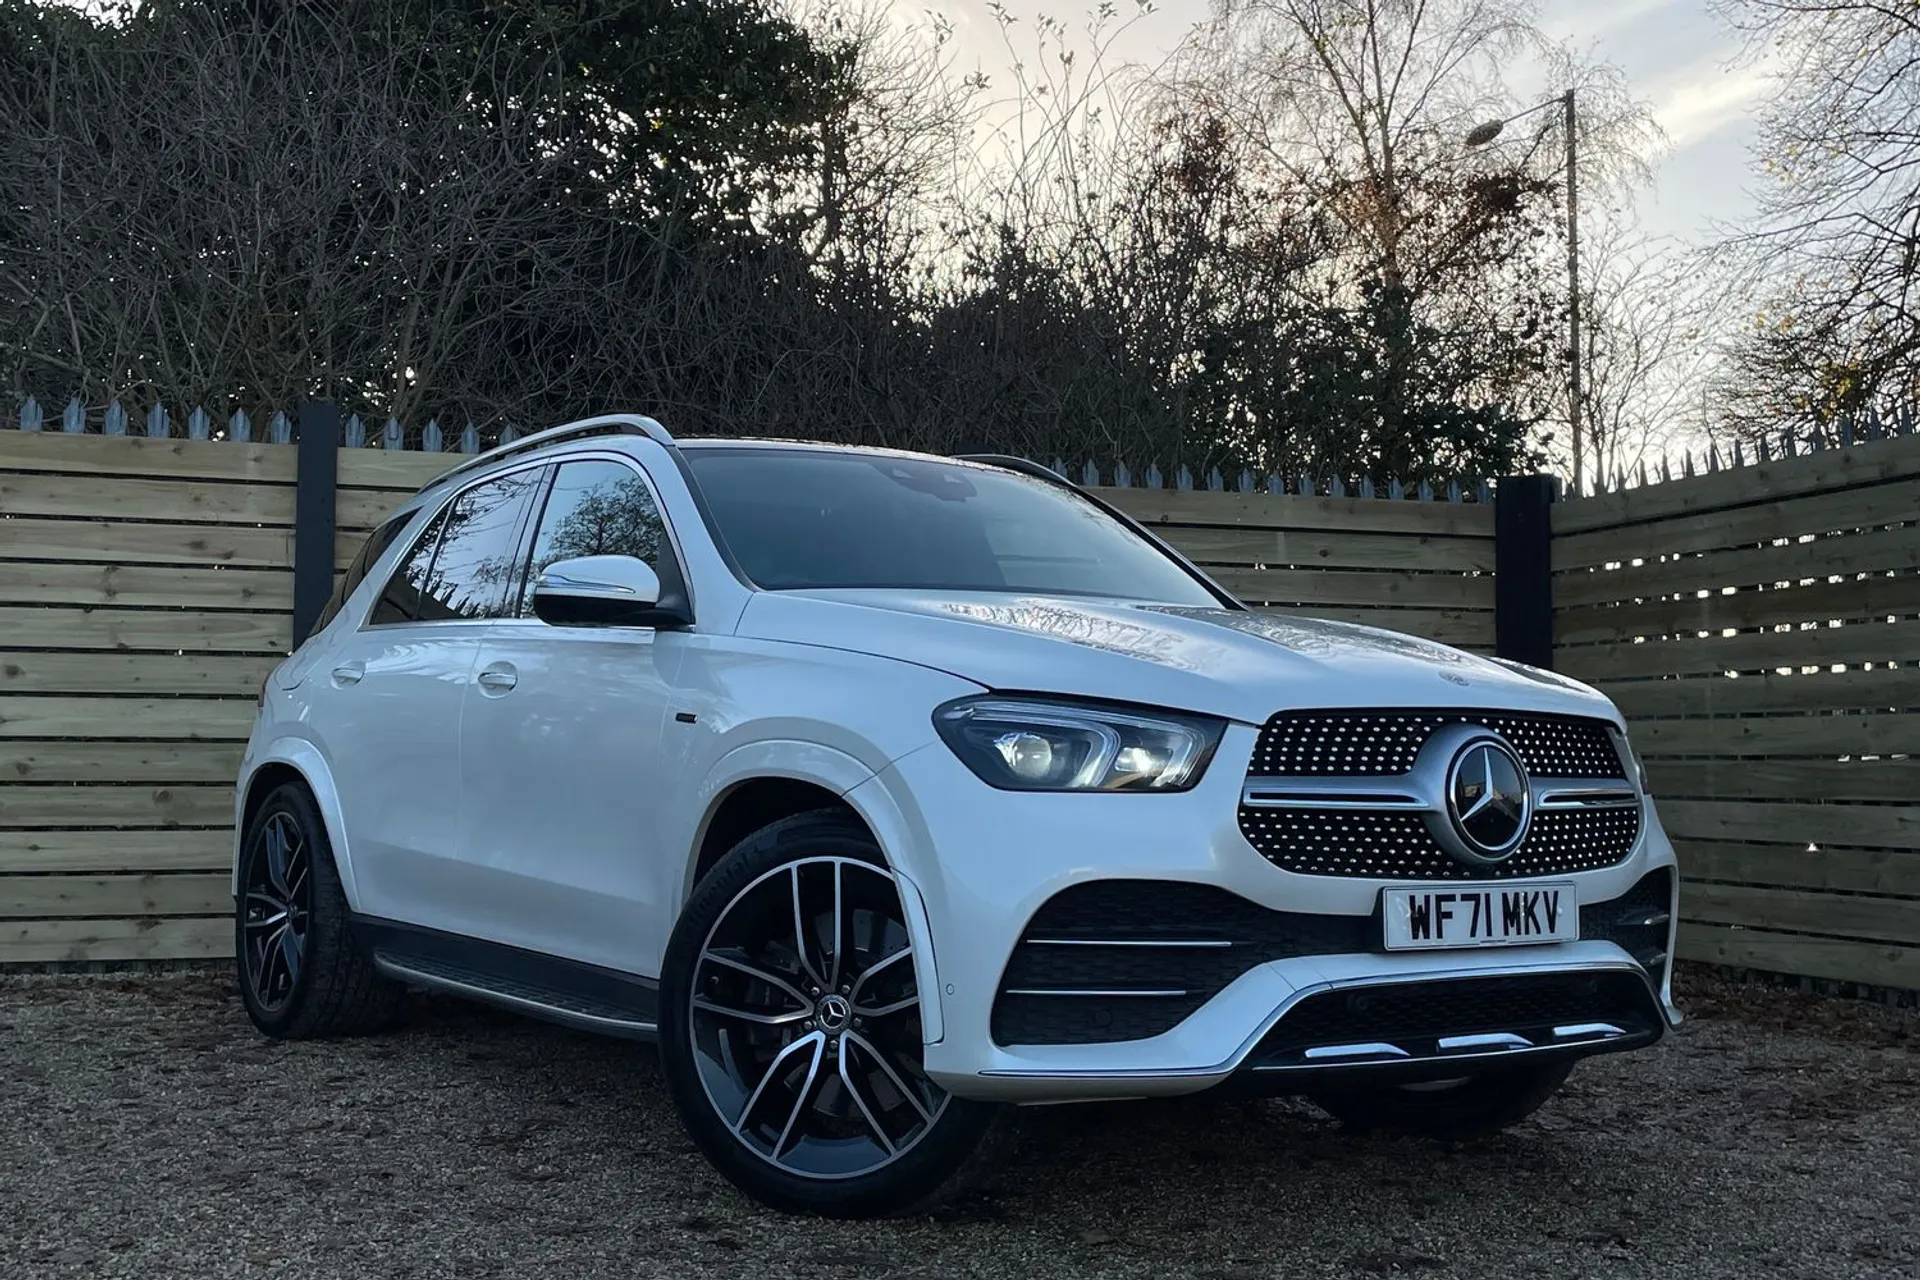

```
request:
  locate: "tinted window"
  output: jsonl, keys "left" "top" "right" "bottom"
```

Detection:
{"left": 517, "top": 460, "right": 667, "bottom": 616}
{"left": 682, "top": 448, "right": 1219, "bottom": 606}
{"left": 369, "top": 469, "right": 542, "bottom": 624}
{"left": 314, "top": 513, "right": 409, "bottom": 634}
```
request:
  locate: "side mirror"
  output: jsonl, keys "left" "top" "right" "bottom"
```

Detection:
{"left": 531, "top": 555, "right": 685, "bottom": 628}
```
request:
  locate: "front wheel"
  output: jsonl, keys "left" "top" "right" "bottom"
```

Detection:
{"left": 1308, "top": 1060, "right": 1575, "bottom": 1140}
{"left": 658, "top": 810, "right": 1000, "bottom": 1217}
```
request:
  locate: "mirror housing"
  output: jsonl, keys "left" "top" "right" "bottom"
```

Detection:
{"left": 531, "top": 555, "right": 689, "bottom": 628}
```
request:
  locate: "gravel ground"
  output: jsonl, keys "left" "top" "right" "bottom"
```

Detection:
{"left": 2, "top": 967, "right": 1914, "bottom": 1280}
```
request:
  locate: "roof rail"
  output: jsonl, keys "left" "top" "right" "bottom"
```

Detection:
{"left": 416, "top": 414, "right": 675, "bottom": 493}
{"left": 954, "top": 454, "right": 1076, "bottom": 487}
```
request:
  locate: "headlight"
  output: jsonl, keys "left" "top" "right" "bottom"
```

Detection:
{"left": 933, "top": 695, "right": 1224, "bottom": 792}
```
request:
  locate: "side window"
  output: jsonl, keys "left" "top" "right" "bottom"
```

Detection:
{"left": 314, "top": 512, "right": 409, "bottom": 634}
{"left": 369, "top": 469, "right": 542, "bottom": 625}
{"left": 370, "top": 509, "right": 447, "bottom": 626}
{"left": 517, "top": 460, "right": 668, "bottom": 617}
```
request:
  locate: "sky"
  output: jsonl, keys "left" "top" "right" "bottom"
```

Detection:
{"left": 930, "top": 0, "right": 1770, "bottom": 247}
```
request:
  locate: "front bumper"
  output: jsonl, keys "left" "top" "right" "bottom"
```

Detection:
{"left": 849, "top": 722, "right": 1681, "bottom": 1104}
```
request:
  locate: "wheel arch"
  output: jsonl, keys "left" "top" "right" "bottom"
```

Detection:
{"left": 233, "top": 740, "right": 359, "bottom": 908}
{"left": 679, "top": 740, "right": 945, "bottom": 1044}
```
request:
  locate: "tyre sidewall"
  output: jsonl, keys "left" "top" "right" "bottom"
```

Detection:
{"left": 658, "top": 810, "right": 998, "bottom": 1218}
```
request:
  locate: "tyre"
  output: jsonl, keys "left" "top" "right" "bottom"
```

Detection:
{"left": 235, "top": 781, "right": 403, "bottom": 1039}
{"left": 1308, "top": 1060, "right": 1574, "bottom": 1140}
{"left": 658, "top": 809, "right": 1001, "bottom": 1218}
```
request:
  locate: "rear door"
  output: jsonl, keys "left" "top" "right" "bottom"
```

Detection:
{"left": 314, "top": 465, "right": 544, "bottom": 932}
{"left": 451, "top": 456, "right": 683, "bottom": 974}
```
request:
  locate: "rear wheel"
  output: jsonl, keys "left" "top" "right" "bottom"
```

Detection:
{"left": 658, "top": 810, "right": 1000, "bottom": 1217}
{"left": 1308, "top": 1061, "right": 1574, "bottom": 1140}
{"left": 235, "top": 782, "right": 402, "bottom": 1039}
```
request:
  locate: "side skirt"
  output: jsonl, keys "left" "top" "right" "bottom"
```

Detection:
{"left": 352, "top": 914, "right": 660, "bottom": 1041}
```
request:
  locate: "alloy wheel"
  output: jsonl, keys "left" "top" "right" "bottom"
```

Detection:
{"left": 689, "top": 856, "right": 947, "bottom": 1180}
{"left": 242, "top": 811, "right": 312, "bottom": 1012}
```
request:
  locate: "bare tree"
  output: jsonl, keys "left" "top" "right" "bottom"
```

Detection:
{"left": 1714, "top": 0, "right": 1920, "bottom": 437}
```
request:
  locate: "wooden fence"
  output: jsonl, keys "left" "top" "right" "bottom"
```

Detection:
{"left": 5, "top": 413, "right": 1915, "bottom": 992}
{"left": 0, "top": 427, "right": 1490, "bottom": 964}
{"left": 1554, "top": 432, "right": 1920, "bottom": 992}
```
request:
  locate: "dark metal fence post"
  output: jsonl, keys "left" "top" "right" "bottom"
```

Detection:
{"left": 1494, "top": 474, "right": 1559, "bottom": 669}
{"left": 291, "top": 401, "right": 339, "bottom": 647}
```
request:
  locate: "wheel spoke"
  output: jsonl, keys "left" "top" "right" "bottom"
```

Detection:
{"left": 243, "top": 908, "right": 289, "bottom": 932}
{"left": 692, "top": 996, "right": 811, "bottom": 1027}
{"left": 790, "top": 866, "right": 829, "bottom": 992}
{"left": 277, "top": 923, "right": 303, "bottom": 987}
{"left": 844, "top": 1030, "right": 934, "bottom": 1125}
{"left": 827, "top": 861, "right": 844, "bottom": 990}
{"left": 853, "top": 993, "right": 918, "bottom": 1019}
{"left": 772, "top": 1035, "right": 827, "bottom": 1161}
{"left": 262, "top": 819, "right": 291, "bottom": 896}
{"left": 732, "top": 1031, "right": 823, "bottom": 1136}
{"left": 837, "top": 1037, "right": 897, "bottom": 1155}
{"left": 700, "top": 949, "right": 812, "bottom": 1010}
{"left": 255, "top": 923, "right": 288, "bottom": 1001}
{"left": 849, "top": 945, "right": 911, "bottom": 1004}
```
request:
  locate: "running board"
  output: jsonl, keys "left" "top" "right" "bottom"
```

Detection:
{"left": 353, "top": 914, "right": 659, "bottom": 1041}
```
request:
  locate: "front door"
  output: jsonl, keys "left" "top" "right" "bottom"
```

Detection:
{"left": 320, "top": 465, "right": 544, "bottom": 933}
{"left": 453, "top": 457, "right": 682, "bottom": 976}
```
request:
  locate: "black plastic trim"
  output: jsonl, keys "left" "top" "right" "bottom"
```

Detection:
{"left": 352, "top": 915, "right": 659, "bottom": 1027}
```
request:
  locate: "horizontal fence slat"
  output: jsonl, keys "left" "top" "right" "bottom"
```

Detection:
{"left": 1676, "top": 921, "right": 1920, "bottom": 990}
{"left": 0, "top": 431, "right": 296, "bottom": 483}
{"left": 1653, "top": 758, "right": 1920, "bottom": 804}
{"left": 0, "top": 608, "right": 290, "bottom": 653}
{"left": 1166, "top": 527, "right": 1497, "bottom": 573}
{"left": 0, "top": 563, "right": 290, "bottom": 611}
{"left": 1635, "top": 713, "right": 1920, "bottom": 758}
{"left": 1659, "top": 798, "right": 1920, "bottom": 851}
{"left": 0, "top": 741, "right": 245, "bottom": 783}
{"left": 1557, "top": 574, "right": 1920, "bottom": 647}
{"left": 1553, "top": 475, "right": 1920, "bottom": 572}
{"left": 0, "top": 829, "right": 231, "bottom": 873}
{"left": 0, "top": 472, "right": 294, "bottom": 524}
{"left": 0, "top": 698, "right": 256, "bottom": 741}
{"left": 0, "top": 872, "right": 231, "bottom": 919}
{"left": 1555, "top": 434, "right": 1920, "bottom": 535}
{"left": 0, "top": 783, "right": 234, "bottom": 827}
{"left": 1556, "top": 618, "right": 1920, "bottom": 681}
{"left": 0, "top": 915, "right": 230, "bottom": 964}
{"left": 1251, "top": 606, "right": 1493, "bottom": 648}
{"left": 336, "top": 451, "right": 455, "bottom": 490}
{"left": 0, "top": 654, "right": 279, "bottom": 697}
{"left": 1675, "top": 840, "right": 1920, "bottom": 897}
{"left": 1556, "top": 522, "right": 1920, "bottom": 608}
{"left": 1096, "top": 488, "right": 1496, "bottom": 538}
{"left": 1211, "top": 568, "right": 1494, "bottom": 610}
{"left": 0, "top": 517, "right": 295, "bottom": 569}
{"left": 1681, "top": 881, "right": 1920, "bottom": 947}
{"left": 336, "top": 488, "right": 419, "bottom": 529}
{"left": 1604, "top": 669, "right": 1920, "bottom": 718}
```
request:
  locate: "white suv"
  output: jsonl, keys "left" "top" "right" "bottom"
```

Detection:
{"left": 235, "top": 415, "right": 1681, "bottom": 1217}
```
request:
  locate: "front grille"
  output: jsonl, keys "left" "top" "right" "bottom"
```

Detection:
{"left": 990, "top": 880, "right": 1368, "bottom": 1046}
{"left": 1249, "top": 970, "right": 1662, "bottom": 1067}
{"left": 1250, "top": 711, "right": 1624, "bottom": 778}
{"left": 1240, "top": 708, "right": 1639, "bottom": 880}
{"left": 1239, "top": 806, "right": 1639, "bottom": 879}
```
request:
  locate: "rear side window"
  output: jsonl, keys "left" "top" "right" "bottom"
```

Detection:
{"left": 515, "top": 459, "right": 668, "bottom": 616}
{"left": 368, "top": 469, "right": 543, "bottom": 625}
{"left": 313, "top": 513, "right": 410, "bottom": 634}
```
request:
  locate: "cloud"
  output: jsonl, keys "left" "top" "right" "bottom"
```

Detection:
{"left": 1649, "top": 57, "right": 1774, "bottom": 149}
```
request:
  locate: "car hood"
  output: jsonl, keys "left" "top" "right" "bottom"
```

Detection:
{"left": 735, "top": 589, "right": 1618, "bottom": 725}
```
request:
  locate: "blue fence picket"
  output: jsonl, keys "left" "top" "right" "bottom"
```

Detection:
{"left": 18, "top": 397, "right": 41, "bottom": 431}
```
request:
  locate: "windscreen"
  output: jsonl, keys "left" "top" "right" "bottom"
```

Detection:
{"left": 682, "top": 447, "right": 1222, "bottom": 606}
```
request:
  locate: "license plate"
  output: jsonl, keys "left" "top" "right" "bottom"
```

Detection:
{"left": 1381, "top": 882, "right": 1578, "bottom": 950}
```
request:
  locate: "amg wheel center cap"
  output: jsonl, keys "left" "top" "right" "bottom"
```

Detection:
{"left": 817, "top": 994, "right": 852, "bottom": 1032}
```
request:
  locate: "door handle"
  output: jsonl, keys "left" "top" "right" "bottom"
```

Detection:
{"left": 330, "top": 663, "right": 364, "bottom": 688}
{"left": 476, "top": 663, "right": 518, "bottom": 695}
